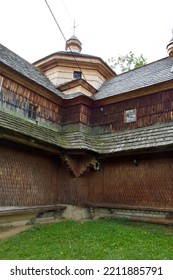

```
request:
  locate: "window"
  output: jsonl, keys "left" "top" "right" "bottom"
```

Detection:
{"left": 124, "top": 109, "right": 136, "bottom": 123}
{"left": 73, "top": 71, "right": 82, "bottom": 79}
{"left": 28, "top": 104, "right": 37, "bottom": 120}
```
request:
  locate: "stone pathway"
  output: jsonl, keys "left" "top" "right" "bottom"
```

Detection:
{"left": 0, "top": 225, "right": 32, "bottom": 240}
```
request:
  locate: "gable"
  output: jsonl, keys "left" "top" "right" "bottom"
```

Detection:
{"left": 57, "top": 79, "right": 97, "bottom": 97}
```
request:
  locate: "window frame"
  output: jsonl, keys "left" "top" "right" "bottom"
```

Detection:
{"left": 28, "top": 104, "right": 37, "bottom": 120}
{"left": 73, "top": 71, "right": 82, "bottom": 79}
{"left": 124, "top": 108, "right": 137, "bottom": 123}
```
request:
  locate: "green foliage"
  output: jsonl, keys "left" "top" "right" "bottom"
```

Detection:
{"left": 0, "top": 219, "right": 173, "bottom": 259}
{"left": 108, "top": 51, "right": 147, "bottom": 73}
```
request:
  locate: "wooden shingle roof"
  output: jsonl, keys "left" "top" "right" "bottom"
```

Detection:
{"left": 1, "top": 110, "right": 173, "bottom": 155}
{"left": 1, "top": 43, "right": 173, "bottom": 101}
{"left": 0, "top": 44, "right": 64, "bottom": 98}
{"left": 96, "top": 57, "right": 173, "bottom": 99}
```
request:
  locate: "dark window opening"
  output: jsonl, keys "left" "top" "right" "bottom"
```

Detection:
{"left": 28, "top": 104, "right": 37, "bottom": 120}
{"left": 73, "top": 71, "right": 82, "bottom": 79}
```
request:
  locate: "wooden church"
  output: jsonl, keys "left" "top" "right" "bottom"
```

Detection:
{"left": 0, "top": 30, "right": 173, "bottom": 224}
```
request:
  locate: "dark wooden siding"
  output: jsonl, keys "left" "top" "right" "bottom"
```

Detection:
{"left": 62, "top": 105, "right": 80, "bottom": 124}
{"left": 93, "top": 89, "right": 173, "bottom": 131}
{"left": 0, "top": 77, "right": 63, "bottom": 126}
{"left": 1, "top": 75, "right": 173, "bottom": 131}
{"left": 0, "top": 76, "right": 93, "bottom": 128}
{"left": 0, "top": 144, "right": 69, "bottom": 206}
{"left": 86, "top": 153, "right": 173, "bottom": 209}
{"left": 1, "top": 142, "right": 173, "bottom": 210}
{"left": 62, "top": 104, "right": 92, "bottom": 126}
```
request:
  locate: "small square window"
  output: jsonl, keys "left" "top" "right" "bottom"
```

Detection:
{"left": 73, "top": 71, "right": 82, "bottom": 79}
{"left": 124, "top": 109, "right": 136, "bottom": 123}
{"left": 28, "top": 104, "right": 37, "bottom": 120}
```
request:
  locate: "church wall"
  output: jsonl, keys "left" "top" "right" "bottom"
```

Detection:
{"left": 93, "top": 89, "right": 173, "bottom": 132}
{"left": 62, "top": 104, "right": 92, "bottom": 126}
{"left": 43, "top": 66, "right": 106, "bottom": 90}
{"left": 61, "top": 89, "right": 173, "bottom": 130}
{"left": 1, "top": 140, "right": 173, "bottom": 211}
{"left": 44, "top": 66, "right": 73, "bottom": 86}
{"left": 1, "top": 75, "right": 173, "bottom": 134}
{"left": 82, "top": 69, "right": 106, "bottom": 89}
{"left": 82, "top": 152, "right": 173, "bottom": 210}
{"left": 0, "top": 143, "right": 71, "bottom": 206}
{"left": 0, "top": 76, "right": 63, "bottom": 129}
{"left": 1, "top": 74, "right": 173, "bottom": 211}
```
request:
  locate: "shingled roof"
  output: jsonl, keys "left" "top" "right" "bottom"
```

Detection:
{"left": 1, "top": 110, "right": 173, "bottom": 155}
{"left": 1, "top": 43, "right": 173, "bottom": 101}
{"left": 96, "top": 57, "right": 173, "bottom": 99}
{"left": 0, "top": 44, "right": 64, "bottom": 98}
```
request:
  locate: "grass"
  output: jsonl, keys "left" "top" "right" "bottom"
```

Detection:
{"left": 0, "top": 219, "right": 173, "bottom": 259}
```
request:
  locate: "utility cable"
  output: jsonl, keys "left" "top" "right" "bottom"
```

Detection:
{"left": 45, "top": 0, "right": 87, "bottom": 82}
{"left": 45, "top": 0, "right": 67, "bottom": 42}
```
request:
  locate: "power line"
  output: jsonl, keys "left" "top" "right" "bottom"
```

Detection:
{"left": 45, "top": 0, "right": 87, "bottom": 82}
{"left": 45, "top": 0, "right": 66, "bottom": 42}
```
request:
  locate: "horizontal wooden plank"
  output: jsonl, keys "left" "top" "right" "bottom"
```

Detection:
{"left": 0, "top": 205, "right": 67, "bottom": 216}
{"left": 85, "top": 203, "right": 173, "bottom": 212}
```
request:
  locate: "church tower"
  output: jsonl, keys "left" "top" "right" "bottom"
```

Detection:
{"left": 33, "top": 33, "right": 116, "bottom": 97}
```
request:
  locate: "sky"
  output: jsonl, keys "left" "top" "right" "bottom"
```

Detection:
{"left": 0, "top": 0, "right": 173, "bottom": 65}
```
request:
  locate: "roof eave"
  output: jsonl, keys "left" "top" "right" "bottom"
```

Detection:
{"left": 0, "top": 62, "right": 64, "bottom": 104}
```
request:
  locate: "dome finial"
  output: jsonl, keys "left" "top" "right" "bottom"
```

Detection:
{"left": 65, "top": 20, "right": 82, "bottom": 53}
{"left": 167, "top": 29, "right": 173, "bottom": 57}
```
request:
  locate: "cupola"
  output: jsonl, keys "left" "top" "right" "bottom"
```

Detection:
{"left": 167, "top": 29, "right": 173, "bottom": 57}
{"left": 65, "top": 35, "right": 82, "bottom": 53}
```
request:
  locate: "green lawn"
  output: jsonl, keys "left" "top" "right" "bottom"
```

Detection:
{"left": 0, "top": 219, "right": 173, "bottom": 260}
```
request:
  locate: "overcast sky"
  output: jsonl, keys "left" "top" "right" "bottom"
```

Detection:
{"left": 0, "top": 0, "right": 173, "bottom": 64}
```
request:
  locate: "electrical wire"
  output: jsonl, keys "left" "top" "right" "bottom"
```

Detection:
{"left": 45, "top": 0, "right": 87, "bottom": 82}
{"left": 45, "top": 0, "right": 67, "bottom": 43}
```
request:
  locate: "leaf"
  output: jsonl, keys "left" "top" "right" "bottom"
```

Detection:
{"left": 107, "top": 51, "right": 147, "bottom": 73}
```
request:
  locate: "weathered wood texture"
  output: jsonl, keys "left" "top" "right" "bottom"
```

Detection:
{"left": 93, "top": 89, "right": 173, "bottom": 131}
{"left": 1, "top": 75, "right": 173, "bottom": 131}
{"left": 1, "top": 142, "right": 173, "bottom": 210}
{"left": 0, "top": 77, "right": 63, "bottom": 125}
{"left": 0, "top": 76, "right": 93, "bottom": 127}
{"left": 86, "top": 153, "right": 173, "bottom": 209}
{"left": 63, "top": 103, "right": 91, "bottom": 126}
{"left": 62, "top": 104, "right": 92, "bottom": 125}
{"left": 0, "top": 144, "right": 69, "bottom": 206}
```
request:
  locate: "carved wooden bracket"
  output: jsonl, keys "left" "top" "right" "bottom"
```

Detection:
{"left": 60, "top": 154, "right": 100, "bottom": 177}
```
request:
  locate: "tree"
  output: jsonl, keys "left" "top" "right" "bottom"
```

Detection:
{"left": 108, "top": 51, "right": 147, "bottom": 73}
